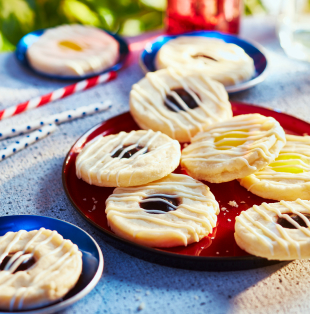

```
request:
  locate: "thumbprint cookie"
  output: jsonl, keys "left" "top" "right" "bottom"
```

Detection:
{"left": 235, "top": 199, "right": 310, "bottom": 260}
{"left": 0, "top": 228, "right": 82, "bottom": 311}
{"left": 155, "top": 36, "right": 255, "bottom": 86}
{"left": 76, "top": 130, "right": 181, "bottom": 187}
{"left": 105, "top": 173, "right": 219, "bottom": 248}
{"left": 130, "top": 68, "right": 232, "bottom": 143}
{"left": 181, "top": 114, "right": 286, "bottom": 183}
{"left": 27, "top": 24, "right": 119, "bottom": 77}
{"left": 240, "top": 135, "right": 310, "bottom": 201}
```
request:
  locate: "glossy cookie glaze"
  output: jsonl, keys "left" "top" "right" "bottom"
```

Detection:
{"left": 130, "top": 68, "right": 232, "bottom": 143}
{"left": 105, "top": 174, "right": 219, "bottom": 248}
{"left": 0, "top": 228, "right": 82, "bottom": 311}
{"left": 235, "top": 200, "right": 310, "bottom": 260}
{"left": 26, "top": 24, "right": 119, "bottom": 77}
{"left": 76, "top": 129, "right": 181, "bottom": 187}
{"left": 181, "top": 113, "right": 286, "bottom": 183}
{"left": 240, "top": 134, "right": 310, "bottom": 201}
{"left": 155, "top": 36, "right": 255, "bottom": 86}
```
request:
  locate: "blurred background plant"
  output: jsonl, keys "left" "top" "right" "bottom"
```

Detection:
{"left": 0, "top": 0, "right": 266, "bottom": 52}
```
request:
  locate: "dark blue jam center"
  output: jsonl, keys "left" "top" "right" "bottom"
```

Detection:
{"left": 111, "top": 144, "right": 145, "bottom": 159}
{"left": 0, "top": 254, "right": 36, "bottom": 273}
{"left": 277, "top": 214, "right": 310, "bottom": 229}
{"left": 192, "top": 54, "right": 217, "bottom": 61}
{"left": 164, "top": 88, "right": 200, "bottom": 112}
{"left": 140, "top": 195, "right": 180, "bottom": 214}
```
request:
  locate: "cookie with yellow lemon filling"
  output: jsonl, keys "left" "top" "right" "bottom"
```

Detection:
{"left": 155, "top": 36, "right": 255, "bottom": 86}
{"left": 105, "top": 174, "right": 219, "bottom": 248}
{"left": 130, "top": 68, "right": 232, "bottom": 143}
{"left": 181, "top": 114, "right": 286, "bottom": 183}
{"left": 27, "top": 24, "right": 119, "bottom": 77}
{"left": 239, "top": 135, "right": 310, "bottom": 201}
{"left": 235, "top": 199, "right": 310, "bottom": 260}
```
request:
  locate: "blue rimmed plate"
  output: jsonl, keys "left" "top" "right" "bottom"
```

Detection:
{"left": 0, "top": 215, "right": 103, "bottom": 314}
{"left": 140, "top": 31, "right": 269, "bottom": 93}
{"left": 16, "top": 28, "right": 129, "bottom": 80}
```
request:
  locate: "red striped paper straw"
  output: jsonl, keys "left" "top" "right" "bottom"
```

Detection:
{"left": 0, "top": 71, "right": 117, "bottom": 120}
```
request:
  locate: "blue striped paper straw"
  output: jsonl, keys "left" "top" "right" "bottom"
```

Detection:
{"left": 0, "top": 101, "right": 112, "bottom": 141}
{"left": 0, "top": 124, "right": 57, "bottom": 162}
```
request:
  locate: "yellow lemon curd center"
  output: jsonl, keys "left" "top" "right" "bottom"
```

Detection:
{"left": 215, "top": 131, "right": 248, "bottom": 150}
{"left": 58, "top": 40, "right": 83, "bottom": 51}
{"left": 269, "top": 154, "right": 309, "bottom": 173}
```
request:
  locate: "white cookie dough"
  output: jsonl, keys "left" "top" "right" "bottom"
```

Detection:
{"left": 155, "top": 36, "right": 255, "bottom": 86}
{"left": 76, "top": 130, "right": 181, "bottom": 187}
{"left": 105, "top": 174, "right": 219, "bottom": 247}
{"left": 240, "top": 135, "right": 310, "bottom": 201}
{"left": 181, "top": 114, "right": 286, "bottom": 183}
{"left": 130, "top": 68, "right": 232, "bottom": 143}
{"left": 0, "top": 228, "right": 82, "bottom": 311}
{"left": 235, "top": 199, "right": 310, "bottom": 260}
{"left": 27, "top": 24, "right": 119, "bottom": 77}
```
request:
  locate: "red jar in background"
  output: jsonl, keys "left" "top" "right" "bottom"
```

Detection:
{"left": 166, "top": 0, "right": 242, "bottom": 35}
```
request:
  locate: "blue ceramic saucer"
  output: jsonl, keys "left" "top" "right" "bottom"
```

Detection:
{"left": 0, "top": 215, "right": 103, "bottom": 314}
{"left": 16, "top": 28, "right": 129, "bottom": 80}
{"left": 140, "top": 31, "right": 269, "bottom": 93}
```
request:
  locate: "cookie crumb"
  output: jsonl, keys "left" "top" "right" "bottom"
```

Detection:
{"left": 92, "top": 197, "right": 96, "bottom": 201}
{"left": 240, "top": 201, "right": 245, "bottom": 204}
{"left": 138, "top": 303, "right": 145, "bottom": 311}
{"left": 183, "top": 143, "right": 188, "bottom": 147}
{"left": 135, "top": 295, "right": 141, "bottom": 300}
{"left": 211, "top": 237, "right": 215, "bottom": 239}
{"left": 83, "top": 198, "right": 87, "bottom": 201}
{"left": 145, "top": 290, "right": 150, "bottom": 296}
{"left": 227, "top": 219, "right": 231, "bottom": 222}
{"left": 226, "top": 250, "right": 229, "bottom": 252}
{"left": 94, "top": 201, "right": 98, "bottom": 204}
{"left": 194, "top": 295, "right": 199, "bottom": 300}
{"left": 216, "top": 252, "right": 219, "bottom": 254}
{"left": 228, "top": 200, "right": 238, "bottom": 207}
{"left": 224, "top": 213, "right": 226, "bottom": 215}
{"left": 221, "top": 207, "right": 227, "bottom": 211}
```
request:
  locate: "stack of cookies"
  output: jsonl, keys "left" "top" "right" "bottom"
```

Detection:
{"left": 76, "top": 37, "right": 310, "bottom": 262}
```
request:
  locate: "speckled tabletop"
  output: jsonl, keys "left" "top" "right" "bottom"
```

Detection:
{"left": 1, "top": 16, "right": 310, "bottom": 314}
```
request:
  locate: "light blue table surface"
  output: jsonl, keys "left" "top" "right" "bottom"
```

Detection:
{"left": 1, "top": 17, "right": 310, "bottom": 314}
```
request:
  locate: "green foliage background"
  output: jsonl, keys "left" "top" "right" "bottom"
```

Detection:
{"left": 0, "top": 0, "right": 266, "bottom": 52}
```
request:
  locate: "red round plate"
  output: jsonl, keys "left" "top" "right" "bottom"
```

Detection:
{"left": 62, "top": 102, "right": 310, "bottom": 270}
